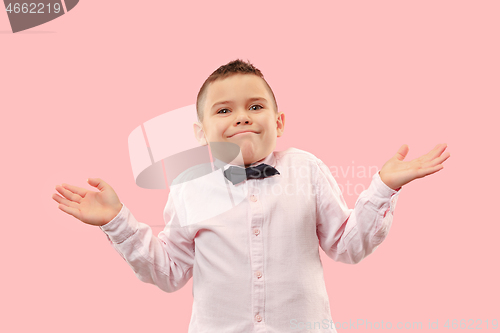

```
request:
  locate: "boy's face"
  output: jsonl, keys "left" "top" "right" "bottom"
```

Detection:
{"left": 194, "top": 74, "right": 285, "bottom": 167}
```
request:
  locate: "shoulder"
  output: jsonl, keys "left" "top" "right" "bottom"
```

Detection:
{"left": 275, "top": 148, "right": 334, "bottom": 184}
{"left": 275, "top": 147, "right": 324, "bottom": 167}
{"left": 170, "top": 162, "right": 213, "bottom": 187}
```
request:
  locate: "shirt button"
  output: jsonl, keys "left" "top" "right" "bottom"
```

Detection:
{"left": 255, "top": 314, "right": 262, "bottom": 322}
{"left": 255, "top": 271, "right": 262, "bottom": 278}
{"left": 253, "top": 228, "right": 260, "bottom": 236}
{"left": 250, "top": 195, "right": 257, "bottom": 202}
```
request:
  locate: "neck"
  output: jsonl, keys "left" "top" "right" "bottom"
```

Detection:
{"left": 244, "top": 157, "right": 265, "bottom": 168}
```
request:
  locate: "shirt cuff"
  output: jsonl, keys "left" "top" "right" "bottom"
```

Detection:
{"left": 99, "top": 203, "right": 139, "bottom": 244}
{"left": 375, "top": 171, "right": 401, "bottom": 195}
{"left": 369, "top": 172, "right": 402, "bottom": 217}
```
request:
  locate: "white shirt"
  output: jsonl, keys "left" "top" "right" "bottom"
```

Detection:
{"left": 100, "top": 147, "right": 401, "bottom": 332}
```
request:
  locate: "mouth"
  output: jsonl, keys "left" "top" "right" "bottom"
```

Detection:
{"left": 228, "top": 131, "right": 259, "bottom": 138}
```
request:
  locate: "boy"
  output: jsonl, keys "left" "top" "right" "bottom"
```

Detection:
{"left": 53, "top": 59, "right": 450, "bottom": 332}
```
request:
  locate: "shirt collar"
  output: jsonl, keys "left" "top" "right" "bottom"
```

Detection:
{"left": 213, "top": 150, "right": 276, "bottom": 172}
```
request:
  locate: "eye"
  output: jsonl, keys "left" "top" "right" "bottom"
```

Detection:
{"left": 250, "top": 105, "right": 263, "bottom": 111}
{"left": 217, "top": 108, "right": 230, "bottom": 114}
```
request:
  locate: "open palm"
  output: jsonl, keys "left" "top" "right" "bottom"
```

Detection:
{"left": 379, "top": 143, "right": 451, "bottom": 191}
{"left": 52, "top": 178, "right": 123, "bottom": 226}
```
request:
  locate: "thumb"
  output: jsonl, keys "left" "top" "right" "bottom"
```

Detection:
{"left": 87, "top": 177, "right": 107, "bottom": 192}
{"left": 395, "top": 144, "right": 409, "bottom": 161}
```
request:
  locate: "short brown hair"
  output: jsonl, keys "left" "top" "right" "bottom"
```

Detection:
{"left": 196, "top": 59, "right": 278, "bottom": 122}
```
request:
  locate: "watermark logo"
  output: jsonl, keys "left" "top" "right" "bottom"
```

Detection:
{"left": 4, "top": 0, "right": 79, "bottom": 33}
{"left": 330, "top": 162, "right": 379, "bottom": 196}
{"left": 128, "top": 105, "right": 383, "bottom": 228}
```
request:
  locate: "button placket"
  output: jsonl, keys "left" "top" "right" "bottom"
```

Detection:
{"left": 249, "top": 187, "right": 266, "bottom": 329}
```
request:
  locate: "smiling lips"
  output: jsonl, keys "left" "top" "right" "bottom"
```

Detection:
{"left": 229, "top": 130, "right": 258, "bottom": 137}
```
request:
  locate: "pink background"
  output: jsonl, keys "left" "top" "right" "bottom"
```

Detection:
{"left": 2, "top": 1, "right": 498, "bottom": 332}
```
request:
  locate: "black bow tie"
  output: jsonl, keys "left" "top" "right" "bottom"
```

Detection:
{"left": 223, "top": 163, "right": 280, "bottom": 185}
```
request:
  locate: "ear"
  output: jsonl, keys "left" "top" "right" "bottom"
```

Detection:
{"left": 276, "top": 112, "right": 285, "bottom": 137}
{"left": 193, "top": 121, "right": 208, "bottom": 146}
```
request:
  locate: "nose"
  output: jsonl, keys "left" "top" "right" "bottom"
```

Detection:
{"left": 234, "top": 109, "right": 252, "bottom": 125}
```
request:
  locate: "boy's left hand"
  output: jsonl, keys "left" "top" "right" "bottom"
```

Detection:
{"left": 379, "top": 143, "right": 451, "bottom": 191}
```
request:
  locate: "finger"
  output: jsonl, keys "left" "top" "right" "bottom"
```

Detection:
{"left": 395, "top": 144, "right": 409, "bottom": 161}
{"left": 437, "top": 151, "right": 451, "bottom": 163}
{"left": 52, "top": 192, "right": 79, "bottom": 209}
{"left": 88, "top": 177, "right": 108, "bottom": 192}
{"left": 426, "top": 151, "right": 451, "bottom": 168}
{"left": 416, "top": 164, "right": 444, "bottom": 178}
{"left": 57, "top": 202, "right": 82, "bottom": 220}
{"left": 60, "top": 183, "right": 88, "bottom": 198}
{"left": 427, "top": 143, "right": 447, "bottom": 160}
{"left": 55, "top": 184, "right": 83, "bottom": 204}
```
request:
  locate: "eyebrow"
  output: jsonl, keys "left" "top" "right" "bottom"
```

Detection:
{"left": 211, "top": 97, "right": 268, "bottom": 110}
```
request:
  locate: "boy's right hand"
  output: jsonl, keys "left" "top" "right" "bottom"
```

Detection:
{"left": 52, "top": 178, "right": 123, "bottom": 227}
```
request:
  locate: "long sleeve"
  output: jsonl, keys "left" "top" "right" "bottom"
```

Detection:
{"left": 315, "top": 159, "right": 401, "bottom": 264}
{"left": 99, "top": 195, "right": 195, "bottom": 293}
{"left": 94, "top": 148, "right": 402, "bottom": 331}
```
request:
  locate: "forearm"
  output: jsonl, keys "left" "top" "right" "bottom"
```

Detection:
{"left": 318, "top": 171, "right": 400, "bottom": 264}
{"left": 344, "top": 172, "right": 400, "bottom": 262}
{"left": 100, "top": 204, "right": 193, "bottom": 293}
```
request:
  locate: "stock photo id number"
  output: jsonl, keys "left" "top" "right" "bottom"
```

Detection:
{"left": 3, "top": 0, "right": 79, "bottom": 32}
{"left": 438, "top": 319, "right": 499, "bottom": 330}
